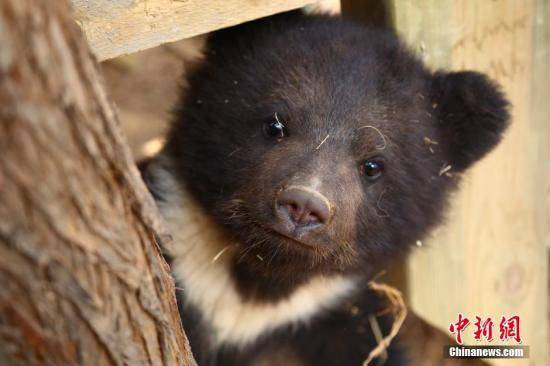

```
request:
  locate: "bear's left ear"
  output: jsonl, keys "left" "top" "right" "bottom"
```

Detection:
{"left": 431, "top": 71, "right": 510, "bottom": 172}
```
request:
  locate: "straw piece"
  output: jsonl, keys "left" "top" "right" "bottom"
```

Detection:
{"left": 362, "top": 282, "right": 408, "bottom": 366}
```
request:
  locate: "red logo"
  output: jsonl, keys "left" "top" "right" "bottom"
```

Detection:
{"left": 449, "top": 314, "right": 521, "bottom": 345}
{"left": 474, "top": 316, "right": 494, "bottom": 342}
{"left": 449, "top": 313, "right": 470, "bottom": 345}
{"left": 499, "top": 315, "right": 521, "bottom": 343}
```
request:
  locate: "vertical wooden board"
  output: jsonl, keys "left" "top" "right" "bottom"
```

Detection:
{"left": 71, "top": 0, "right": 313, "bottom": 61}
{"left": 529, "top": 1, "right": 550, "bottom": 361}
{"left": 393, "top": 1, "right": 549, "bottom": 365}
{"left": 392, "top": 0, "right": 454, "bottom": 69}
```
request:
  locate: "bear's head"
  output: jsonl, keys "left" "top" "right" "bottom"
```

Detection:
{"left": 162, "top": 12, "right": 509, "bottom": 295}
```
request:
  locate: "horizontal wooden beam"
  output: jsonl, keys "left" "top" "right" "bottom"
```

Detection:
{"left": 71, "top": 0, "right": 313, "bottom": 61}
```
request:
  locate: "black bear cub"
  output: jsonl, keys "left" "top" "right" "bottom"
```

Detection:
{"left": 141, "top": 10, "right": 509, "bottom": 366}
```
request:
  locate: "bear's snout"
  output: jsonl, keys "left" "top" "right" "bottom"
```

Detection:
{"left": 274, "top": 186, "right": 332, "bottom": 240}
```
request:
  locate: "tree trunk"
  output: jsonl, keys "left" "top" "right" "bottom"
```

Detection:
{"left": 0, "top": 1, "right": 196, "bottom": 365}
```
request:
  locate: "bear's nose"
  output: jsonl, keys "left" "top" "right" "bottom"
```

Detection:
{"left": 276, "top": 187, "right": 331, "bottom": 230}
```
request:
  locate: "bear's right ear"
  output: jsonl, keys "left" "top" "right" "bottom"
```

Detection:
{"left": 430, "top": 71, "right": 510, "bottom": 172}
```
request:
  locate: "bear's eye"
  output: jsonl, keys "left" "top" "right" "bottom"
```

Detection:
{"left": 360, "top": 159, "right": 384, "bottom": 180}
{"left": 263, "top": 113, "right": 287, "bottom": 139}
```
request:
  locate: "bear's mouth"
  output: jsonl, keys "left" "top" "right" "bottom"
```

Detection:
{"left": 238, "top": 213, "right": 335, "bottom": 252}
{"left": 246, "top": 219, "right": 316, "bottom": 249}
{"left": 262, "top": 224, "right": 320, "bottom": 250}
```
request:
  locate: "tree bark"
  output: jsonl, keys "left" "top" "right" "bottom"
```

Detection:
{"left": 0, "top": 1, "right": 195, "bottom": 365}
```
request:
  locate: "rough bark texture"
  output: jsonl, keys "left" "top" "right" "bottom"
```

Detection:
{"left": 0, "top": 1, "right": 195, "bottom": 365}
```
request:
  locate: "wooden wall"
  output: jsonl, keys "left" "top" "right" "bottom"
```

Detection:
{"left": 390, "top": 1, "right": 549, "bottom": 365}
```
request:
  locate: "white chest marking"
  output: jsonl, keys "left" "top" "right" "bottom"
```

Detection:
{"left": 151, "top": 161, "right": 357, "bottom": 347}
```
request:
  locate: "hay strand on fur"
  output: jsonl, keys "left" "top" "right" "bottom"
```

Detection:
{"left": 368, "top": 314, "right": 388, "bottom": 364}
{"left": 357, "top": 125, "right": 387, "bottom": 150}
{"left": 438, "top": 164, "right": 452, "bottom": 176}
{"left": 212, "top": 245, "right": 231, "bottom": 263}
{"left": 362, "top": 282, "right": 408, "bottom": 366}
{"left": 316, "top": 134, "right": 330, "bottom": 150}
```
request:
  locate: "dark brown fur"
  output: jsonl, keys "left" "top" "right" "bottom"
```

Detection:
{"left": 162, "top": 11, "right": 508, "bottom": 301}
{"left": 144, "top": 10, "right": 509, "bottom": 366}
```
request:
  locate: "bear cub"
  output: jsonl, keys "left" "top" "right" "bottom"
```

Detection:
{"left": 140, "top": 10, "right": 509, "bottom": 366}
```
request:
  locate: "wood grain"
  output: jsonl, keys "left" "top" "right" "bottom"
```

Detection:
{"left": 71, "top": 0, "right": 313, "bottom": 61}
{"left": 393, "top": 1, "right": 549, "bottom": 365}
{"left": 0, "top": 0, "right": 195, "bottom": 364}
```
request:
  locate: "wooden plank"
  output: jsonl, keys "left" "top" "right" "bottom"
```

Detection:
{"left": 392, "top": 1, "right": 549, "bottom": 365}
{"left": 71, "top": 0, "right": 313, "bottom": 61}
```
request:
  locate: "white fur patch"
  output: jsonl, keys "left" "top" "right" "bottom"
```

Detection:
{"left": 150, "top": 159, "right": 357, "bottom": 347}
